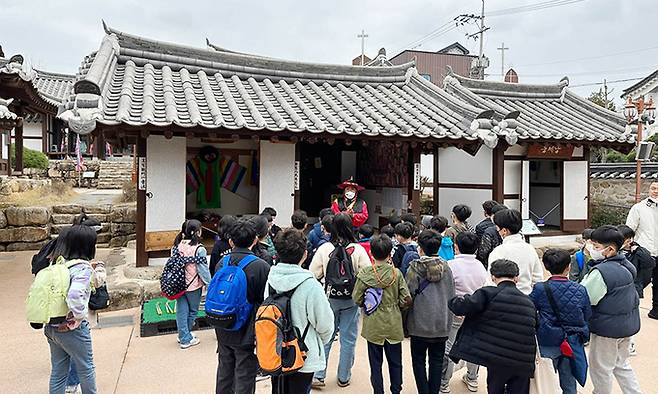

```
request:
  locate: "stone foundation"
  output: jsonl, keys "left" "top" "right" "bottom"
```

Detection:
{"left": 0, "top": 203, "right": 137, "bottom": 251}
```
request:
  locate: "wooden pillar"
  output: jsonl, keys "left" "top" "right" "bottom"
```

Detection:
{"left": 136, "top": 134, "right": 148, "bottom": 267}
{"left": 41, "top": 113, "right": 48, "bottom": 153}
{"left": 407, "top": 144, "right": 421, "bottom": 218}
{"left": 96, "top": 131, "right": 107, "bottom": 160}
{"left": 14, "top": 106, "right": 24, "bottom": 173}
{"left": 433, "top": 150, "right": 439, "bottom": 215}
{"left": 294, "top": 141, "right": 300, "bottom": 210}
{"left": 492, "top": 145, "right": 505, "bottom": 203}
{"left": 585, "top": 146, "right": 591, "bottom": 227}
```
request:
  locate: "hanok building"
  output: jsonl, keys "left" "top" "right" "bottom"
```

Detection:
{"left": 59, "top": 25, "right": 633, "bottom": 267}
{"left": 0, "top": 55, "right": 75, "bottom": 174}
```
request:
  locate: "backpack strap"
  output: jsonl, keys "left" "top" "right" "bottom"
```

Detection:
{"left": 237, "top": 254, "right": 258, "bottom": 269}
{"left": 543, "top": 281, "right": 564, "bottom": 329}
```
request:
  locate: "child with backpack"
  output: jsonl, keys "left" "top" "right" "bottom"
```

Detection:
{"left": 392, "top": 222, "right": 417, "bottom": 270}
{"left": 309, "top": 213, "right": 370, "bottom": 388}
{"left": 618, "top": 224, "right": 656, "bottom": 298}
{"left": 449, "top": 259, "right": 538, "bottom": 394}
{"left": 444, "top": 205, "right": 474, "bottom": 242}
{"left": 569, "top": 228, "right": 594, "bottom": 282}
{"left": 405, "top": 230, "right": 455, "bottom": 394}
{"left": 210, "top": 218, "right": 270, "bottom": 393}
{"left": 530, "top": 249, "right": 591, "bottom": 394}
{"left": 353, "top": 234, "right": 412, "bottom": 394}
{"left": 257, "top": 229, "right": 334, "bottom": 393}
{"left": 30, "top": 225, "right": 100, "bottom": 394}
{"left": 442, "top": 232, "right": 488, "bottom": 393}
{"left": 169, "top": 220, "right": 210, "bottom": 349}
{"left": 358, "top": 223, "right": 375, "bottom": 260}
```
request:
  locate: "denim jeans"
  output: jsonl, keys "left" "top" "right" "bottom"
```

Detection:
{"left": 176, "top": 288, "right": 202, "bottom": 344}
{"left": 410, "top": 336, "right": 447, "bottom": 394}
{"left": 551, "top": 356, "right": 577, "bottom": 394}
{"left": 367, "top": 340, "right": 403, "bottom": 394}
{"left": 44, "top": 320, "right": 96, "bottom": 394}
{"left": 314, "top": 298, "right": 359, "bottom": 383}
{"left": 67, "top": 362, "right": 79, "bottom": 386}
{"left": 442, "top": 317, "right": 479, "bottom": 388}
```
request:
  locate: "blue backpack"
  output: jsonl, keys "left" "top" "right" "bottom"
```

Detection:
{"left": 205, "top": 254, "right": 257, "bottom": 331}
{"left": 438, "top": 236, "right": 455, "bottom": 261}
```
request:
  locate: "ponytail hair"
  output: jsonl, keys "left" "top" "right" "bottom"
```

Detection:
{"left": 184, "top": 219, "right": 203, "bottom": 246}
{"left": 173, "top": 221, "right": 186, "bottom": 247}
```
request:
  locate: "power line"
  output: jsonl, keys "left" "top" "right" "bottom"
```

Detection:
{"left": 515, "top": 45, "right": 658, "bottom": 68}
{"left": 570, "top": 77, "right": 644, "bottom": 88}
{"left": 519, "top": 64, "right": 655, "bottom": 78}
{"left": 487, "top": 0, "right": 585, "bottom": 17}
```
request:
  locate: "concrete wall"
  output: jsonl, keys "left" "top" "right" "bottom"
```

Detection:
{"left": 146, "top": 136, "right": 186, "bottom": 232}
{"left": 591, "top": 178, "right": 653, "bottom": 208}
{"left": 259, "top": 141, "right": 295, "bottom": 227}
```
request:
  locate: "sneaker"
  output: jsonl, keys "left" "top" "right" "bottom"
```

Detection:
{"left": 177, "top": 333, "right": 196, "bottom": 344}
{"left": 648, "top": 310, "right": 658, "bottom": 320}
{"left": 256, "top": 371, "right": 269, "bottom": 382}
{"left": 180, "top": 337, "right": 200, "bottom": 349}
{"left": 65, "top": 385, "right": 80, "bottom": 394}
{"left": 311, "top": 378, "right": 325, "bottom": 388}
{"left": 462, "top": 374, "right": 478, "bottom": 392}
{"left": 337, "top": 379, "right": 350, "bottom": 388}
{"left": 440, "top": 385, "right": 451, "bottom": 393}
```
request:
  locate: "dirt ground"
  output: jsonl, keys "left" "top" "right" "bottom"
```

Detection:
{"left": 2, "top": 250, "right": 657, "bottom": 393}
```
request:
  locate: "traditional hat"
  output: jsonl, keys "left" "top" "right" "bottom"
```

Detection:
{"left": 338, "top": 177, "right": 365, "bottom": 191}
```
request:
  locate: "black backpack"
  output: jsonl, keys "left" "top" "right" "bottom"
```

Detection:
{"left": 31, "top": 239, "right": 58, "bottom": 275}
{"left": 325, "top": 245, "right": 356, "bottom": 299}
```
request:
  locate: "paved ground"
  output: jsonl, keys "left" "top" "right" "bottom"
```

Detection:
{"left": 71, "top": 188, "right": 123, "bottom": 205}
{"left": 3, "top": 250, "right": 657, "bottom": 393}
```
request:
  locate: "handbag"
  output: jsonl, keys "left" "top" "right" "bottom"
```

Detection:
{"left": 89, "top": 284, "right": 110, "bottom": 310}
{"left": 543, "top": 282, "right": 574, "bottom": 357}
{"left": 529, "top": 344, "right": 561, "bottom": 394}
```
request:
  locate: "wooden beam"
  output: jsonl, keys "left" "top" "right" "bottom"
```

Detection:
{"left": 41, "top": 113, "right": 48, "bottom": 153}
{"left": 433, "top": 150, "right": 439, "bottom": 215}
{"left": 136, "top": 134, "right": 148, "bottom": 267}
{"left": 14, "top": 106, "right": 24, "bottom": 173}
{"left": 492, "top": 145, "right": 505, "bottom": 203}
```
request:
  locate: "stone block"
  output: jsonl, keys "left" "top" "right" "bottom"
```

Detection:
{"left": 6, "top": 240, "right": 49, "bottom": 252}
{"left": 51, "top": 224, "right": 69, "bottom": 235}
{"left": 0, "top": 210, "right": 6, "bottom": 229}
{"left": 52, "top": 204, "right": 84, "bottom": 214}
{"left": 48, "top": 168, "right": 63, "bottom": 178}
{"left": 111, "top": 223, "right": 136, "bottom": 236}
{"left": 142, "top": 281, "right": 162, "bottom": 302}
{"left": 109, "top": 205, "right": 137, "bottom": 223}
{"left": 107, "top": 282, "right": 143, "bottom": 311}
{"left": 97, "top": 233, "right": 111, "bottom": 244}
{"left": 51, "top": 214, "right": 76, "bottom": 225}
{"left": 87, "top": 214, "right": 107, "bottom": 223}
{"left": 85, "top": 204, "right": 112, "bottom": 214}
{"left": 109, "top": 236, "right": 127, "bottom": 247}
{"left": 124, "top": 265, "right": 163, "bottom": 281}
{"left": 0, "top": 244, "right": 5, "bottom": 252}
{"left": 0, "top": 226, "right": 49, "bottom": 243}
{"left": 5, "top": 207, "right": 51, "bottom": 226}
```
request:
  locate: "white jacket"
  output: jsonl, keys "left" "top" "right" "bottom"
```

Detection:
{"left": 626, "top": 198, "right": 658, "bottom": 256}
{"left": 488, "top": 233, "right": 544, "bottom": 295}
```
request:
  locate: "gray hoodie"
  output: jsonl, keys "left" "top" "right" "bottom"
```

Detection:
{"left": 405, "top": 256, "right": 455, "bottom": 338}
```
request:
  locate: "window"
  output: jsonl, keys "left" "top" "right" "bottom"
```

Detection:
{"left": 421, "top": 74, "right": 431, "bottom": 81}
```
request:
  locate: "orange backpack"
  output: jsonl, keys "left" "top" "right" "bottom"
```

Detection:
{"left": 255, "top": 280, "right": 310, "bottom": 376}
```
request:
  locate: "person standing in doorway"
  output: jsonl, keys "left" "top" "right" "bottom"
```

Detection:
{"left": 625, "top": 181, "right": 658, "bottom": 319}
{"left": 331, "top": 178, "right": 369, "bottom": 228}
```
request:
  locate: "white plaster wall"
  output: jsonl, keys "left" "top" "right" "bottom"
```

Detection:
{"left": 22, "top": 122, "right": 43, "bottom": 152}
{"left": 504, "top": 160, "right": 521, "bottom": 194}
{"left": 563, "top": 161, "right": 588, "bottom": 220}
{"left": 186, "top": 138, "right": 259, "bottom": 216}
{"left": 260, "top": 141, "right": 295, "bottom": 228}
{"left": 438, "top": 147, "right": 492, "bottom": 184}
{"left": 1, "top": 132, "right": 7, "bottom": 159}
{"left": 438, "top": 188, "right": 492, "bottom": 219}
{"left": 146, "top": 136, "right": 186, "bottom": 232}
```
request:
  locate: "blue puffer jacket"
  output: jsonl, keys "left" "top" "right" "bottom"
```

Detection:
{"left": 530, "top": 277, "right": 592, "bottom": 347}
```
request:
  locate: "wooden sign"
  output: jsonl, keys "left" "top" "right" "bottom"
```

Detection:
{"left": 138, "top": 157, "right": 147, "bottom": 191}
{"left": 145, "top": 230, "right": 179, "bottom": 252}
{"left": 413, "top": 162, "right": 421, "bottom": 190}
{"left": 527, "top": 144, "right": 574, "bottom": 159}
{"left": 294, "top": 160, "right": 300, "bottom": 191}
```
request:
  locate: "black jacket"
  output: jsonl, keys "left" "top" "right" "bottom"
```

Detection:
{"left": 449, "top": 281, "right": 538, "bottom": 377}
{"left": 476, "top": 225, "right": 502, "bottom": 268}
{"left": 252, "top": 242, "right": 274, "bottom": 266}
{"left": 624, "top": 243, "right": 656, "bottom": 298}
{"left": 475, "top": 218, "right": 495, "bottom": 239}
{"left": 209, "top": 239, "right": 231, "bottom": 276}
{"left": 213, "top": 248, "right": 270, "bottom": 347}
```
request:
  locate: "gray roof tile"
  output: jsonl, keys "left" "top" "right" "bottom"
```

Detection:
{"left": 0, "top": 56, "right": 74, "bottom": 107}
{"left": 591, "top": 163, "right": 658, "bottom": 179}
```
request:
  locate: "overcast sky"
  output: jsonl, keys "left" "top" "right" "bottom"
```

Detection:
{"left": 1, "top": 0, "right": 656, "bottom": 105}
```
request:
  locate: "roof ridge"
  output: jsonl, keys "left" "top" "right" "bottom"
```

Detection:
{"left": 33, "top": 68, "right": 76, "bottom": 80}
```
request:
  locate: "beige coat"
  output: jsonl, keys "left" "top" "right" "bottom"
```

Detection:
{"left": 309, "top": 242, "right": 371, "bottom": 281}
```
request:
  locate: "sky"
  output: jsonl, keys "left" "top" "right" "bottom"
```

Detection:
{"left": 1, "top": 0, "right": 656, "bottom": 106}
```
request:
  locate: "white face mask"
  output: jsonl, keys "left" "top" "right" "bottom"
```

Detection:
{"left": 345, "top": 191, "right": 356, "bottom": 200}
{"left": 586, "top": 243, "right": 606, "bottom": 261}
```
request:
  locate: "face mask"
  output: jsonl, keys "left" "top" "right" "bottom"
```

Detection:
{"left": 586, "top": 243, "right": 606, "bottom": 261}
{"left": 345, "top": 191, "right": 356, "bottom": 200}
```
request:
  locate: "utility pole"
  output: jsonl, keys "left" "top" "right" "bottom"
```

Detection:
{"left": 358, "top": 29, "right": 369, "bottom": 65}
{"left": 604, "top": 79, "right": 608, "bottom": 109}
{"left": 460, "top": 0, "right": 490, "bottom": 79}
{"left": 497, "top": 42, "right": 509, "bottom": 80}
{"left": 479, "top": 0, "right": 485, "bottom": 60}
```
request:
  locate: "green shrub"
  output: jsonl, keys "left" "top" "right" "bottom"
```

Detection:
{"left": 605, "top": 150, "right": 630, "bottom": 163}
{"left": 9, "top": 144, "right": 49, "bottom": 169}
{"left": 590, "top": 203, "right": 628, "bottom": 228}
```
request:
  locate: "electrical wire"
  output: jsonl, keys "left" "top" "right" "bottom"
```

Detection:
{"left": 487, "top": 0, "right": 585, "bottom": 17}
{"left": 518, "top": 65, "right": 655, "bottom": 78}
{"left": 515, "top": 45, "right": 658, "bottom": 68}
{"left": 569, "top": 77, "right": 645, "bottom": 88}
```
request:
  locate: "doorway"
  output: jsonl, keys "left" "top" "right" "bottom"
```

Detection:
{"left": 528, "top": 160, "right": 562, "bottom": 230}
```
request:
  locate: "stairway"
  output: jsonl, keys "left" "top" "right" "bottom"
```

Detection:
{"left": 97, "top": 160, "right": 134, "bottom": 189}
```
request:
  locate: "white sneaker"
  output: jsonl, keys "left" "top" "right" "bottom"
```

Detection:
{"left": 177, "top": 333, "right": 197, "bottom": 344}
{"left": 65, "top": 385, "right": 80, "bottom": 394}
{"left": 462, "top": 374, "right": 478, "bottom": 392}
{"left": 440, "top": 385, "right": 450, "bottom": 393}
{"left": 180, "top": 336, "right": 200, "bottom": 349}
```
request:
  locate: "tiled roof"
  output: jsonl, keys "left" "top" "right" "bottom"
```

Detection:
{"left": 0, "top": 55, "right": 75, "bottom": 106}
{"left": 59, "top": 24, "right": 510, "bottom": 142}
{"left": 0, "top": 97, "right": 17, "bottom": 120}
{"left": 590, "top": 163, "right": 658, "bottom": 179}
{"left": 621, "top": 70, "right": 658, "bottom": 99}
{"left": 443, "top": 69, "right": 633, "bottom": 145}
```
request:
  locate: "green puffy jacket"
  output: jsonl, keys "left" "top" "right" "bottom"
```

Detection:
{"left": 352, "top": 262, "right": 411, "bottom": 345}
